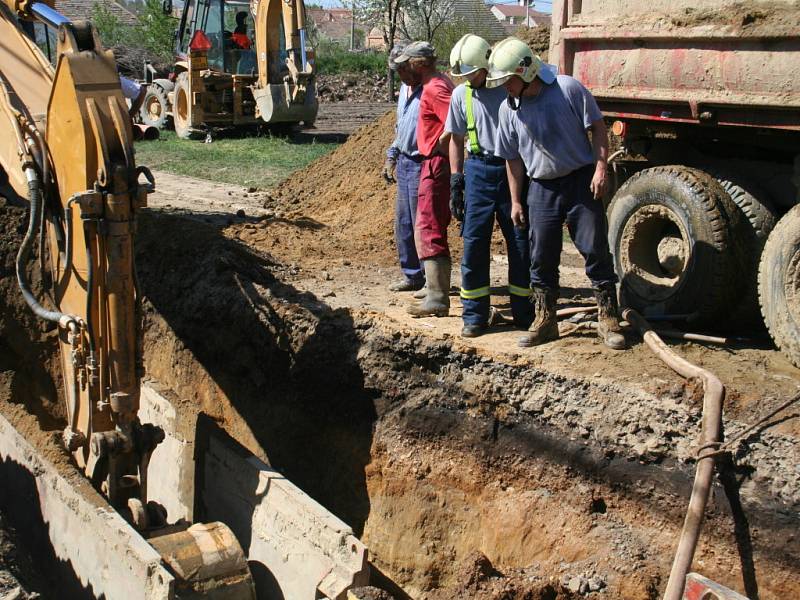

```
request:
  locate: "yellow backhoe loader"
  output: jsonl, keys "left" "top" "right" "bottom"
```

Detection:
{"left": 0, "top": 1, "right": 255, "bottom": 595}
{"left": 140, "top": 0, "right": 318, "bottom": 139}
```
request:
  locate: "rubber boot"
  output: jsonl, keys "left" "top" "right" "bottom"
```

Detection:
{"left": 407, "top": 257, "right": 450, "bottom": 317}
{"left": 389, "top": 277, "right": 425, "bottom": 292}
{"left": 412, "top": 284, "right": 428, "bottom": 299}
{"left": 518, "top": 287, "right": 559, "bottom": 347}
{"left": 595, "top": 284, "right": 626, "bottom": 350}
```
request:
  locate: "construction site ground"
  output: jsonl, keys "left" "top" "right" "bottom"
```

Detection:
{"left": 1, "top": 109, "right": 799, "bottom": 599}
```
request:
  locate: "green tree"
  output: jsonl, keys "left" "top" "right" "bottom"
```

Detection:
{"left": 92, "top": 0, "right": 175, "bottom": 75}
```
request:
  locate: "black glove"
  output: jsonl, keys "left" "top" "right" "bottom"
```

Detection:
{"left": 450, "top": 173, "right": 465, "bottom": 222}
{"left": 381, "top": 158, "right": 396, "bottom": 184}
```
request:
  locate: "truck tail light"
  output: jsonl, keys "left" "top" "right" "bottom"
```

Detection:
{"left": 611, "top": 120, "right": 627, "bottom": 137}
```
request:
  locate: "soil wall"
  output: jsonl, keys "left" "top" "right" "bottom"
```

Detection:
{"left": 133, "top": 211, "right": 800, "bottom": 599}
{"left": 1, "top": 198, "right": 798, "bottom": 599}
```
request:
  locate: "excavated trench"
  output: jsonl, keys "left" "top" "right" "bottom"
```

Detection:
{"left": 1, "top": 203, "right": 799, "bottom": 599}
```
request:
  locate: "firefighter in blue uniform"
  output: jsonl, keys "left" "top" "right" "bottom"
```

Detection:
{"left": 445, "top": 34, "right": 533, "bottom": 337}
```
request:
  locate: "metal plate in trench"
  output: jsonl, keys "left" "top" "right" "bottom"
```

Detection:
{"left": 0, "top": 414, "right": 175, "bottom": 600}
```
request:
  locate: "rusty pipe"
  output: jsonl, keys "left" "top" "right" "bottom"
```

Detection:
{"left": 652, "top": 328, "right": 732, "bottom": 346}
{"left": 623, "top": 309, "right": 723, "bottom": 600}
{"left": 556, "top": 305, "right": 598, "bottom": 319}
{"left": 132, "top": 123, "right": 159, "bottom": 141}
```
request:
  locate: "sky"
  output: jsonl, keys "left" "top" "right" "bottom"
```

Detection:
{"left": 314, "top": 1, "right": 553, "bottom": 13}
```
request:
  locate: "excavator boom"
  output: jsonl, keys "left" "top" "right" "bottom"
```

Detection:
{"left": 0, "top": 3, "right": 256, "bottom": 596}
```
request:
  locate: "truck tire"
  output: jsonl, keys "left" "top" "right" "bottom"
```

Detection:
{"left": 139, "top": 83, "right": 170, "bottom": 129}
{"left": 712, "top": 171, "right": 777, "bottom": 324}
{"left": 758, "top": 205, "right": 800, "bottom": 368}
{"left": 608, "top": 165, "right": 743, "bottom": 323}
{"left": 173, "top": 73, "right": 202, "bottom": 140}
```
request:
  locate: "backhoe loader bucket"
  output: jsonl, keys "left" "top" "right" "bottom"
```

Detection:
{"left": 253, "top": 78, "right": 318, "bottom": 125}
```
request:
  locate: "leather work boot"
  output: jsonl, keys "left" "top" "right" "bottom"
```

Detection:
{"left": 407, "top": 257, "right": 451, "bottom": 317}
{"left": 461, "top": 323, "right": 487, "bottom": 338}
{"left": 389, "top": 277, "right": 425, "bottom": 292}
{"left": 595, "top": 284, "right": 626, "bottom": 350}
{"left": 518, "top": 287, "right": 559, "bottom": 347}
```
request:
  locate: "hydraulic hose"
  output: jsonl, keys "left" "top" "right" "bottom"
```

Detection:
{"left": 82, "top": 218, "right": 97, "bottom": 356}
{"left": 623, "top": 309, "right": 723, "bottom": 600}
{"left": 15, "top": 167, "right": 70, "bottom": 324}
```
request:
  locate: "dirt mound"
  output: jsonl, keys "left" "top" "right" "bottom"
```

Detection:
{"left": 428, "top": 552, "right": 575, "bottom": 600}
{"left": 603, "top": 1, "right": 800, "bottom": 35}
{"left": 318, "top": 73, "right": 390, "bottom": 103}
{"left": 237, "top": 111, "right": 464, "bottom": 270}
{"left": 515, "top": 26, "right": 551, "bottom": 61}
{"left": 668, "top": 2, "right": 800, "bottom": 30}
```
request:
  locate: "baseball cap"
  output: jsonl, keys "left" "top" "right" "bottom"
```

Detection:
{"left": 393, "top": 41, "right": 436, "bottom": 64}
{"left": 388, "top": 42, "right": 409, "bottom": 70}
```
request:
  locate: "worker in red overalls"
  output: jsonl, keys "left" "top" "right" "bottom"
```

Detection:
{"left": 393, "top": 42, "right": 455, "bottom": 317}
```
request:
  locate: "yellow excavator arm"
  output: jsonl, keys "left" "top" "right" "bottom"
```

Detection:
{"left": 1, "top": 0, "right": 151, "bottom": 493}
{"left": 0, "top": 3, "right": 255, "bottom": 595}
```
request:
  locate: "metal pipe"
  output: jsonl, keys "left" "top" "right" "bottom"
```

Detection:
{"left": 82, "top": 219, "right": 97, "bottom": 356}
{"left": 623, "top": 309, "right": 723, "bottom": 600}
{"left": 30, "top": 2, "right": 69, "bottom": 28}
{"left": 608, "top": 149, "right": 625, "bottom": 163}
{"left": 556, "top": 305, "right": 598, "bottom": 319}
{"left": 653, "top": 328, "right": 732, "bottom": 346}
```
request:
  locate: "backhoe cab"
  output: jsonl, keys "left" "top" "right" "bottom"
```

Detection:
{"left": 141, "top": 0, "right": 317, "bottom": 138}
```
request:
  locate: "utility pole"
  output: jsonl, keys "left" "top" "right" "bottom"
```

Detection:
{"left": 350, "top": 0, "right": 356, "bottom": 49}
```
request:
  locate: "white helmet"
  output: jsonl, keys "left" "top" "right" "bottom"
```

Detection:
{"left": 449, "top": 34, "right": 492, "bottom": 80}
{"left": 486, "top": 37, "right": 557, "bottom": 88}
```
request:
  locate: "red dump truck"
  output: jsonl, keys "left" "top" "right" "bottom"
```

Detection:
{"left": 550, "top": 0, "right": 800, "bottom": 367}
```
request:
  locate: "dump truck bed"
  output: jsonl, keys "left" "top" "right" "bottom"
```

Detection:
{"left": 550, "top": 0, "right": 800, "bottom": 131}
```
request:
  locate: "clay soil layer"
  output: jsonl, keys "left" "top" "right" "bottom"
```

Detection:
{"left": 1, "top": 110, "right": 799, "bottom": 600}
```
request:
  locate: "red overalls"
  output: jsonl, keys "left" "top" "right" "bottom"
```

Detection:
{"left": 415, "top": 73, "right": 454, "bottom": 260}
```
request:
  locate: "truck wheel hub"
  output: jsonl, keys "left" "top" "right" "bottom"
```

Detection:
{"left": 620, "top": 203, "right": 689, "bottom": 303}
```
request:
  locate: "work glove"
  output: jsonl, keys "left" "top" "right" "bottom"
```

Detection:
{"left": 382, "top": 158, "right": 396, "bottom": 184}
{"left": 450, "top": 173, "right": 465, "bottom": 222}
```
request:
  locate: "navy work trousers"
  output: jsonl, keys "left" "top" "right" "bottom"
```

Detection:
{"left": 461, "top": 156, "right": 533, "bottom": 327}
{"left": 395, "top": 153, "right": 424, "bottom": 282}
{"left": 527, "top": 164, "right": 618, "bottom": 291}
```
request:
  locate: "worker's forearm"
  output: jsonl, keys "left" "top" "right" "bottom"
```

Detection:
{"left": 437, "top": 132, "right": 451, "bottom": 157}
{"left": 506, "top": 158, "right": 526, "bottom": 206}
{"left": 590, "top": 119, "right": 609, "bottom": 166}
{"left": 449, "top": 134, "right": 465, "bottom": 174}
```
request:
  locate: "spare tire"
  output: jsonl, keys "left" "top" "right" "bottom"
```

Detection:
{"left": 758, "top": 204, "right": 800, "bottom": 368}
{"left": 608, "top": 165, "right": 745, "bottom": 322}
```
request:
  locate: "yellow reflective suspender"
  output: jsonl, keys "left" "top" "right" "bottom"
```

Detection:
{"left": 465, "top": 83, "right": 481, "bottom": 155}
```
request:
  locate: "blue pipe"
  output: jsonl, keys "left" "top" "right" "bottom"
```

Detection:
{"left": 30, "top": 2, "right": 70, "bottom": 29}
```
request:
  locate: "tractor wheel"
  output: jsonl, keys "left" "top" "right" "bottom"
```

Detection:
{"left": 139, "top": 83, "right": 170, "bottom": 129}
{"left": 607, "top": 165, "right": 746, "bottom": 323}
{"left": 173, "top": 73, "right": 202, "bottom": 140}
{"left": 759, "top": 204, "right": 800, "bottom": 368}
